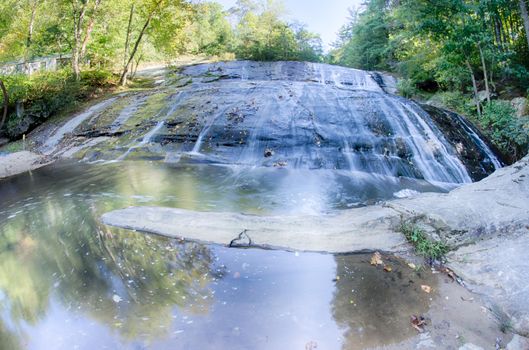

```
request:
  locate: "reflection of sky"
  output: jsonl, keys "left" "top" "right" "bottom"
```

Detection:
{"left": 19, "top": 247, "right": 342, "bottom": 350}
{"left": 213, "top": 0, "right": 363, "bottom": 50}
{"left": 0, "top": 161, "right": 438, "bottom": 349}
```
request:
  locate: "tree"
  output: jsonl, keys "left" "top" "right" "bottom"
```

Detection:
{"left": 0, "top": 79, "right": 7, "bottom": 132}
{"left": 520, "top": 0, "right": 529, "bottom": 48}
{"left": 330, "top": 0, "right": 392, "bottom": 70}
{"left": 69, "top": 0, "right": 104, "bottom": 80}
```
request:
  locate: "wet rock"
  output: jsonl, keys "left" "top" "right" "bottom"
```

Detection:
{"left": 0, "top": 151, "right": 50, "bottom": 179}
{"left": 506, "top": 335, "right": 529, "bottom": 349}
{"left": 421, "top": 103, "right": 503, "bottom": 180}
{"left": 264, "top": 148, "right": 274, "bottom": 157}
{"left": 458, "top": 344, "right": 484, "bottom": 350}
{"left": 229, "top": 230, "right": 252, "bottom": 248}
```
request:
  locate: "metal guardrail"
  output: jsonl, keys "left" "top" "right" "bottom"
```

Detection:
{"left": 0, "top": 54, "right": 71, "bottom": 76}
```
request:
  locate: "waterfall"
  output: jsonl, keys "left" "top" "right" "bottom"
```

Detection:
{"left": 117, "top": 92, "right": 184, "bottom": 161}
{"left": 67, "top": 61, "right": 501, "bottom": 185}
{"left": 448, "top": 111, "right": 503, "bottom": 169}
{"left": 41, "top": 97, "right": 117, "bottom": 155}
{"left": 109, "top": 95, "right": 147, "bottom": 133}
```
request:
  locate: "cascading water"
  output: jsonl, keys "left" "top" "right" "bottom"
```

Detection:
{"left": 117, "top": 91, "right": 185, "bottom": 161}
{"left": 41, "top": 97, "right": 117, "bottom": 155}
{"left": 42, "top": 61, "right": 502, "bottom": 207}
{"left": 174, "top": 61, "right": 499, "bottom": 184}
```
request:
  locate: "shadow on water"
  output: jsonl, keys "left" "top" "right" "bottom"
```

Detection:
{"left": 0, "top": 161, "right": 438, "bottom": 349}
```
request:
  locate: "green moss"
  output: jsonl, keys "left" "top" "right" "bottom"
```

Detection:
{"left": 399, "top": 222, "right": 449, "bottom": 260}
{"left": 0, "top": 140, "right": 24, "bottom": 153}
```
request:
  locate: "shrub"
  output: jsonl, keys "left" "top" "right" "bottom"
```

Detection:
{"left": 396, "top": 78, "right": 418, "bottom": 98}
{"left": 0, "top": 69, "right": 117, "bottom": 139}
{"left": 428, "top": 90, "right": 474, "bottom": 116}
{"left": 481, "top": 101, "right": 529, "bottom": 160}
{"left": 399, "top": 222, "right": 449, "bottom": 261}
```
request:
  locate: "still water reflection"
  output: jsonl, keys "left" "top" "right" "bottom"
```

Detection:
{"left": 0, "top": 161, "right": 437, "bottom": 349}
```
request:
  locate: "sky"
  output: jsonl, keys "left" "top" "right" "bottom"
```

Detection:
{"left": 213, "top": 0, "right": 363, "bottom": 50}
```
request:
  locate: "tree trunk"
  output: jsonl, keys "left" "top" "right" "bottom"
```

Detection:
{"left": 79, "top": 0, "right": 103, "bottom": 61}
{"left": 519, "top": 0, "right": 529, "bottom": 48}
{"left": 0, "top": 80, "right": 8, "bottom": 133}
{"left": 478, "top": 43, "right": 491, "bottom": 104}
{"left": 24, "top": 0, "right": 39, "bottom": 70}
{"left": 120, "top": 8, "right": 158, "bottom": 86}
{"left": 466, "top": 60, "right": 482, "bottom": 118}
{"left": 71, "top": 1, "right": 89, "bottom": 81}
{"left": 123, "top": 4, "right": 134, "bottom": 68}
{"left": 131, "top": 53, "right": 144, "bottom": 80}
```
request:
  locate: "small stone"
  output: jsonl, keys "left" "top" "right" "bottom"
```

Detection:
{"left": 264, "top": 148, "right": 274, "bottom": 157}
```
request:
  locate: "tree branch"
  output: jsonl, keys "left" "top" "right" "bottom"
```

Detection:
{"left": 0, "top": 80, "right": 8, "bottom": 133}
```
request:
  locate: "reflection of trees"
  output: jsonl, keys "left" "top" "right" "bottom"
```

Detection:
{"left": 0, "top": 192, "right": 217, "bottom": 345}
{"left": 331, "top": 255, "right": 436, "bottom": 350}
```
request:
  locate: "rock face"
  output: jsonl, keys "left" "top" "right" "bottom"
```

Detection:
{"left": 35, "top": 61, "right": 501, "bottom": 184}
{"left": 387, "top": 155, "right": 529, "bottom": 246}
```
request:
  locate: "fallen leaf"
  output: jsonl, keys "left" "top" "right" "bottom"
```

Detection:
{"left": 410, "top": 315, "right": 426, "bottom": 332}
{"left": 370, "top": 252, "right": 383, "bottom": 266}
{"left": 441, "top": 267, "right": 457, "bottom": 282}
{"left": 421, "top": 285, "right": 432, "bottom": 293}
{"left": 407, "top": 263, "right": 417, "bottom": 270}
{"left": 384, "top": 265, "right": 392, "bottom": 272}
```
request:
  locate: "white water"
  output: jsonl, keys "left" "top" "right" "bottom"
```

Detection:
{"left": 379, "top": 97, "right": 472, "bottom": 183}
{"left": 109, "top": 95, "right": 148, "bottom": 133}
{"left": 41, "top": 97, "right": 117, "bottom": 155}
{"left": 451, "top": 112, "right": 503, "bottom": 169}
{"left": 117, "top": 92, "right": 184, "bottom": 161}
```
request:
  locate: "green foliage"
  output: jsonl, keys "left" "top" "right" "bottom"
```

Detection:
{"left": 330, "top": 0, "right": 392, "bottom": 70}
{"left": 399, "top": 222, "right": 449, "bottom": 260}
{"left": 331, "top": 0, "right": 529, "bottom": 160}
{"left": 0, "top": 70, "right": 117, "bottom": 138}
{"left": 228, "top": 0, "right": 323, "bottom": 62}
{"left": 480, "top": 101, "right": 529, "bottom": 159}
{"left": 396, "top": 79, "right": 418, "bottom": 98}
{"left": 428, "top": 91, "right": 474, "bottom": 115}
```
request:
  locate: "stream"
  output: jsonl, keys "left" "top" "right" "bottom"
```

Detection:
{"left": 0, "top": 61, "right": 507, "bottom": 349}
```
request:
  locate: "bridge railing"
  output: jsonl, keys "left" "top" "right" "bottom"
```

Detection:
{"left": 0, "top": 55, "right": 71, "bottom": 76}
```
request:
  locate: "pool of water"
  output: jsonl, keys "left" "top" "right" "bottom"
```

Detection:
{"left": 0, "top": 161, "right": 441, "bottom": 349}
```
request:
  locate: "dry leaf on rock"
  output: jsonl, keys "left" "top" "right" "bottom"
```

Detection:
{"left": 384, "top": 265, "right": 392, "bottom": 272}
{"left": 421, "top": 285, "right": 432, "bottom": 293}
{"left": 370, "top": 252, "right": 383, "bottom": 266}
{"left": 411, "top": 315, "right": 426, "bottom": 332}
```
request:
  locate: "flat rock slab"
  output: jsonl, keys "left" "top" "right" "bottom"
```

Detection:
{"left": 387, "top": 155, "right": 529, "bottom": 246}
{"left": 101, "top": 206, "right": 406, "bottom": 254}
{"left": 0, "top": 151, "right": 49, "bottom": 179}
{"left": 449, "top": 233, "right": 529, "bottom": 337}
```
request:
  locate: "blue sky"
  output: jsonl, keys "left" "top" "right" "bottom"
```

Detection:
{"left": 213, "top": 0, "right": 362, "bottom": 50}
